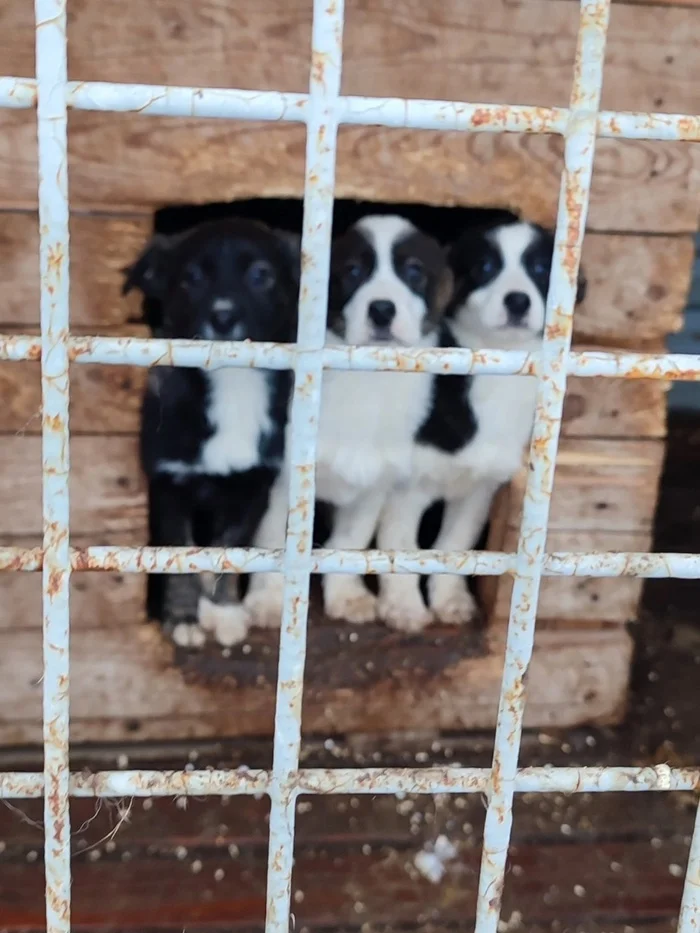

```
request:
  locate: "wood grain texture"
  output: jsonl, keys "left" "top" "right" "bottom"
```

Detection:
{"left": 3, "top": 0, "right": 699, "bottom": 113}
{"left": 0, "top": 438, "right": 663, "bottom": 540}
{"left": 0, "top": 209, "right": 690, "bottom": 336}
{"left": 0, "top": 212, "right": 149, "bottom": 329}
{"left": 480, "top": 530, "right": 651, "bottom": 625}
{"left": 0, "top": 363, "right": 667, "bottom": 438}
{"left": 497, "top": 438, "right": 666, "bottom": 535}
{"left": 0, "top": 436, "right": 146, "bottom": 537}
{"left": 1, "top": 0, "right": 697, "bottom": 229}
{"left": 0, "top": 623, "right": 631, "bottom": 744}
{"left": 562, "top": 376, "right": 667, "bottom": 440}
{"left": 1, "top": 111, "right": 697, "bottom": 233}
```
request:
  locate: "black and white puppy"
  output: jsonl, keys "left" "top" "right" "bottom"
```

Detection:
{"left": 124, "top": 218, "right": 298, "bottom": 648}
{"left": 376, "top": 219, "right": 587, "bottom": 631}
{"left": 244, "top": 214, "right": 453, "bottom": 628}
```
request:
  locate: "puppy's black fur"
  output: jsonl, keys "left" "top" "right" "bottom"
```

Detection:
{"left": 124, "top": 218, "right": 298, "bottom": 637}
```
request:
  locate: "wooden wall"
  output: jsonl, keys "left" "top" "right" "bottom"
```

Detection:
{"left": 0, "top": 0, "right": 697, "bottom": 744}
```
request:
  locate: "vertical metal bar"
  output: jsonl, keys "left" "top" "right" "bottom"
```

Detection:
{"left": 473, "top": 3, "right": 611, "bottom": 932}
{"left": 264, "top": 1, "right": 344, "bottom": 931}
{"left": 35, "top": 2, "right": 71, "bottom": 931}
{"left": 678, "top": 802, "right": 700, "bottom": 932}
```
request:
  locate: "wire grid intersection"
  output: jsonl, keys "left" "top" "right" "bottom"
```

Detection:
{"left": 0, "top": 0, "right": 699, "bottom": 931}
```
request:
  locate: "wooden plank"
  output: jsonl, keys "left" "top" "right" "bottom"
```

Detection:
{"left": 0, "top": 623, "right": 632, "bottom": 744}
{"left": 480, "top": 530, "right": 651, "bottom": 625}
{"left": 2, "top": 212, "right": 690, "bottom": 338}
{"left": 0, "top": 362, "right": 667, "bottom": 438}
{"left": 496, "top": 438, "right": 665, "bottom": 535}
{"left": 0, "top": 436, "right": 146, "bottom": 537}
{"left": 1, "top": 111, "right": 697, "bottom": 233}
{"left": 0, "top": 836, "right": 687, "bottom": 931}
{"left": 1, "top": 2, "right": 698, "bottom": 230}
{"left": 0, "top": 535, "right": 145, "bottom": 633}
{"left": 0, "top": 434, "right": 662, "bottom": 543}
{"left": 0, "top": 212, "right": 149, "bottom": 329}
{"left": 3, "top": 0, "right": 699, "bottom": 113}
{"left": 562, "top": 375, "right": 667, "bottom": 439}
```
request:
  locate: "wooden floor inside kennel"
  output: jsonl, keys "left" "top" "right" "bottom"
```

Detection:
{"left": 0, "top": 413, "right": 699, "bottom": 932}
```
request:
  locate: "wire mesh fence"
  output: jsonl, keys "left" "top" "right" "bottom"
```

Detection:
{"left": 0, "top": 0, "right": 699, "bottom": 931}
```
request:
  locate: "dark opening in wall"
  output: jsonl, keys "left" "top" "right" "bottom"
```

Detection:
{"left": 152, "top": 197, "right": 518, "bottom": 244}
{"left": 140, "top": 198, "right": 503, "bottom": 576}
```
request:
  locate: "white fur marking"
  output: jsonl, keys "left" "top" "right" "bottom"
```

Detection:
{"left": 212, "top": 298, "right": 234, "bottom": 312}
{"left": 172, "top": 622, "right": 207, "bottom": 649}
{"left": 324, "top": 576, "right": 378, "bottom": 624}
{"left": 201, "top": 368, "right": 271, "bottom": 474}
{"left": 341, "top": 216, "right": 430, "bottom": 346}
{"left": 198, "top": 596, "right": 250, "bottom": 646}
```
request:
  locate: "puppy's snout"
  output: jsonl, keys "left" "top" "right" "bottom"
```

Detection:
{"left": 368, "top": 300, "right": 397, "bottom": 328}
{"left": 210, "top": 299, "right": 238, "bottom": 335}
{"left": 504, "top": 291, "right": 531, "bottom": 324}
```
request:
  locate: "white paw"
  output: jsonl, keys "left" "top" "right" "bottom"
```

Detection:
{"left": 324, "top": 580, "right": 378, "bottom": 624}
{"left": 244, "top": 580, "right": 285, "bottom": 630}
{"left": 171, "top": 622, "right": 207, "bottom": 649}
{"left": 429, "top": 577, "right": 478, "bottom": 625}
{"left": 198, "top": 597, "right": 250, "bottom": 647}
{"left": 378, "top": 584, "right": 434, "bottom": 633}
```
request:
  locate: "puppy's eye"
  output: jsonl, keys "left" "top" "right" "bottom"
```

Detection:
{"left": 403, "top": 258, "right": 427, "bottom": 289}
{"left": 531, "top": 259, "right": 549, "bottom": 278}
{"left": 246, "top": 260, "right": 276, "bottom": 292}
{"left": 183, "top": 264, "right": 206, "bottom": 288}
{"left": 474, "top": 257, "right": 496, "bottom": 279}
{"left": 344, "top": 260, "right": 363, "bottom": 283}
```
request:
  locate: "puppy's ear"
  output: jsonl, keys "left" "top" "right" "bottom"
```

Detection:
{"left": 122, "top": 234, "right": 172, "bottom": 299}
{"left": 576, "top": 267, "right": 587, "bottom": 305}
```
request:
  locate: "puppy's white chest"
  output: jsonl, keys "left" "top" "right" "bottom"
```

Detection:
{"left": 316, "top": 369, "right": 432, "bottom": 504}
{"left": 200, "top": 369, "right": 271, "bottom": 474}
{"left": 414, "top": 373, "right": 537, "bottom": 497}
{"left": 461, "top": 373, "right": 537, "bottom": 478}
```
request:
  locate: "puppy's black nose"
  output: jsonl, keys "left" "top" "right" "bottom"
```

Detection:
{"left": 210, "top": 305, "right": 237, "bottom": 334}
{"left": 504, "top": 291, "right": 531, "bottom": 322}
{"left": 368, "top": 300, "right": 396, "bottom": 327}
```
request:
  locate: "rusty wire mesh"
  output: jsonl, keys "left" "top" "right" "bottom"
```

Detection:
{"left": 0, "top": 0, "right": 699, "bottom": 931}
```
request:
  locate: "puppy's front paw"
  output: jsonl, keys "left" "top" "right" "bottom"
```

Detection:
{"left": 429, "top": 576, "right": 478, "bottom": 625}
{"left": 324, "top": 577, "right": 378, "bottom": 624}
{"left": 378, "top": 580, "right": 434, "bottom": 633}
{"left": 198, "top": 597, "right": 250, "bottom": 647}
{"left": 245, "top": 577, "right": 285, "bottom": 630}
{"left": 171, "top": 621, "right": 207, "bottom": 649}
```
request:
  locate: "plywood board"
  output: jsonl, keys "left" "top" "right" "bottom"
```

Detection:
{"left": 1, "top": 112, "right": 697, "bottom": 233}
{"left": 0, "top": 362, "right": 666, "bottom": 438}
{"left": 496, "top": 438, "right": 665, "bottom": 535}
{"left": 0, "top": 436, "right": 146, "bottom": 538}
{"left": 0, "top": 437, "right": 663, "bottom": 541}
{"left": 0, "top": 622, "right": 632, "bottom": 744}
{"left": 3, "top": 0, "right": 698, "bottom": 114}
{"left": 0, "top": 535, "right": 146, "bottom": 633}
{"left": 0, "top": 212, "right": 690, "bottom": 338}
{"left": 480, "top": 529, "right": 650, "bottom": 625}
{"left": 0, "top": 212, "right": 149, "bottom": 329}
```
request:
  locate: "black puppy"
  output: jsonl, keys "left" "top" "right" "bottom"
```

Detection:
{"left": 124, "top": 218, "right": 298, "bottom": 647}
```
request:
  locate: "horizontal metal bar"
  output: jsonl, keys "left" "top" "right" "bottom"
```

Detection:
{"left": 4, "top": 334, "right": 700, "bottom": 381}
{"left": 1, "top": 765, "right": 697, "bottom": 800}
{"left": 0, "top": 77, "right": 37, "bottom": 109}
{"left": 1, "top": 77, "right": 698, "bottom": 143}
{"left": 3, "top": 546, "right": 700, "bottom": 580}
